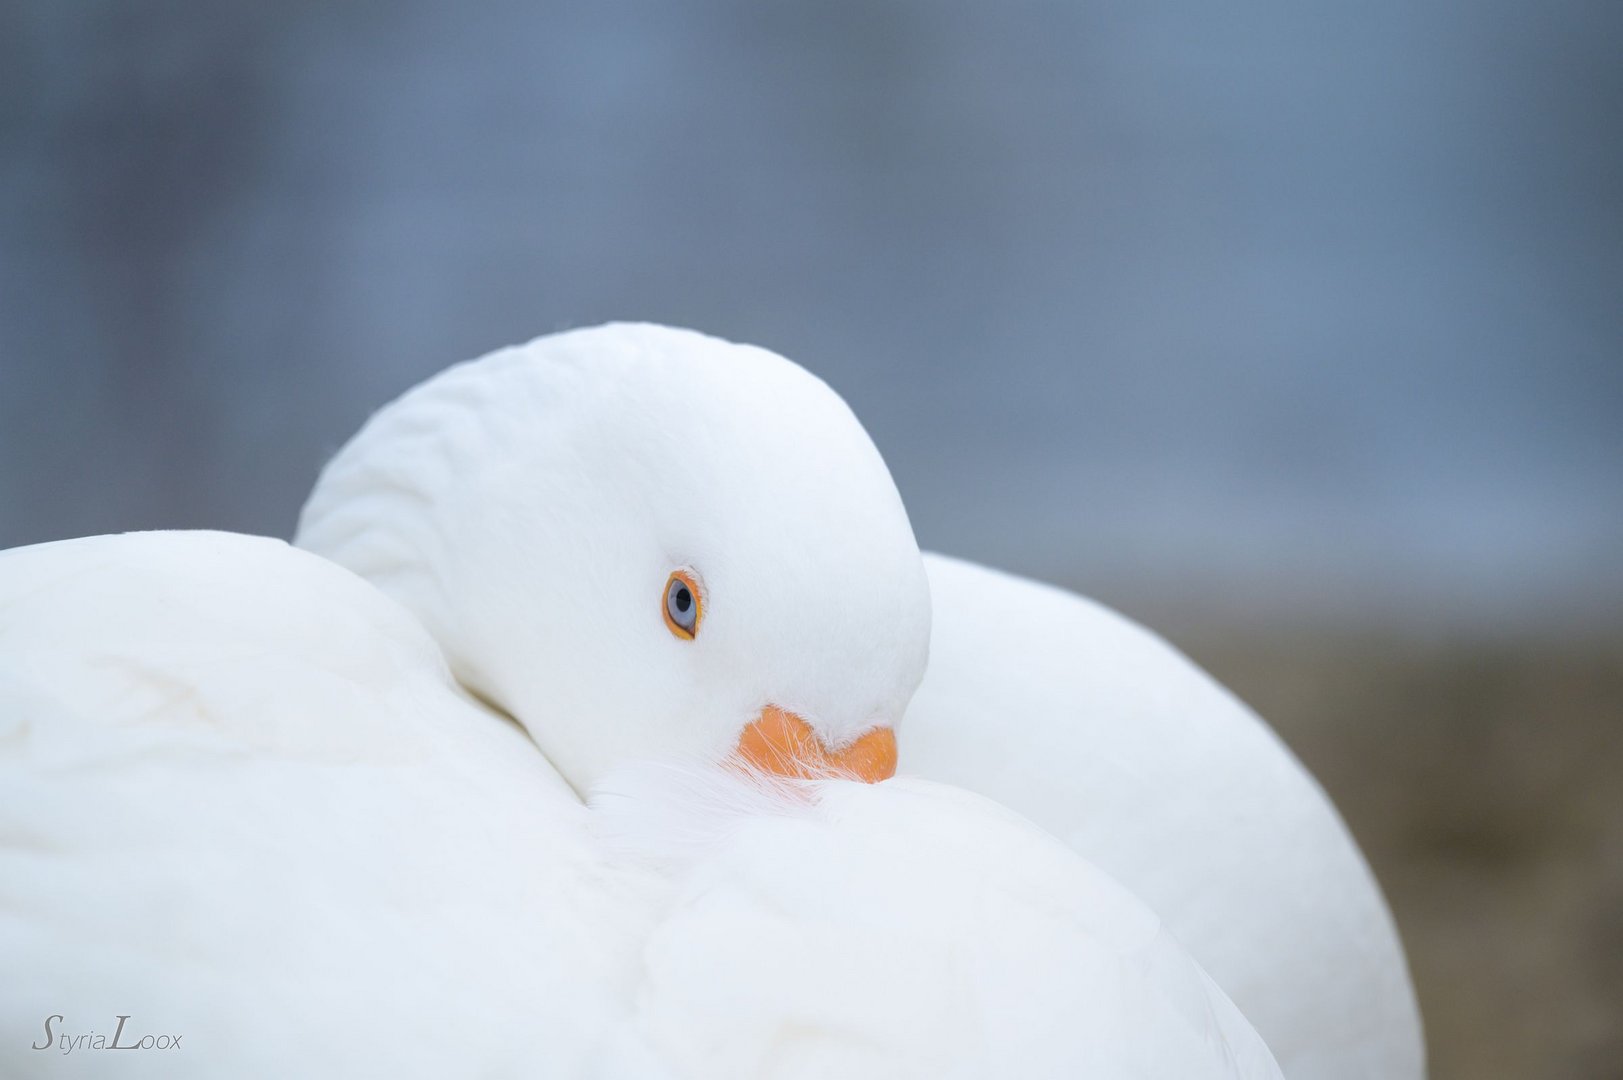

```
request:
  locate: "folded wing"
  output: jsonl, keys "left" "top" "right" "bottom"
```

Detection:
{"left": 0, "top": 531, "right": 627, "bottom": 1078}
{"left": 901, "top": 553, "right": 1424, "bottom": 1080}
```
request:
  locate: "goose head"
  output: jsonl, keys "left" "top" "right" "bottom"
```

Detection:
{"left": 295, "top": 323, "right": 930, "bottom": 795}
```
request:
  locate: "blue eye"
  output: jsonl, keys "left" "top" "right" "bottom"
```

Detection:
{"left": 663, "top": 571, "right": 702, "bottom": 639}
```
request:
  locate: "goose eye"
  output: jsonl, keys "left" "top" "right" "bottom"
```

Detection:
{"left": 663, "top": 571, "right": 702, "bottom": 640}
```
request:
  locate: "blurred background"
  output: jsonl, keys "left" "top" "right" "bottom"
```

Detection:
{"left": 2, "top": 2, "right": 1619, "bottom": 1075}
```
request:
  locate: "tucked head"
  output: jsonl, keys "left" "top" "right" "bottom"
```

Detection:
{"left": 296, "top": 323, "right": 930, "bottom": 795}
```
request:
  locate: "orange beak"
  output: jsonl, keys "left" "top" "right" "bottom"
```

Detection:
{"left": 733, "top": 705, "right": 897, "bottom": 783}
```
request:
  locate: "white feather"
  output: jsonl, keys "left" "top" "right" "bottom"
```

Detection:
{"left": 0, "top": 324, "right": 1350, "bottom": 1078}
{"left": 903, "top": 554, "right": 1425, "bottom": 1079}
{"left": 1, "top": 530, "right": 1281, "bottom": 1078}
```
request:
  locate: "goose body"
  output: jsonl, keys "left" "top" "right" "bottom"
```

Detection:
{"left": 0, "top": 530, "right": 1279, "bottom": 1078}
{"left": 0, "top": 322, "right": 1415, "bottom": 1077}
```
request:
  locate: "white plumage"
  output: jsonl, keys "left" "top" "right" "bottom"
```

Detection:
{"left": 904, "top": 556, "right": 1424, "bottom": 1079}
{"left": 0, "top": 323, "right": 1413, "bottom": 1077}
{"left": 0, "top": 532, "right": 1278, "bottom": 1078}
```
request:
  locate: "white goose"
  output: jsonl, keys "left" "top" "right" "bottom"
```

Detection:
{"left": 0, "top": 323, "right": 1392, "bottom": 1077}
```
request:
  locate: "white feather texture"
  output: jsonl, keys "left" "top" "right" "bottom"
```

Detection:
{"left": 296, "top": 322, "right": 933, "bottom": 796}
{"left": 0, "top": 323, "right": 1410, "bottom": 1078}
{"left": 590, "top": 766, "right": 1283, "bottom": 1080}
{"left": 0, "top": 532, "right": 627, "bottom": 1078}
{"left": 902, "top": 555, "right": 1425, "bottom": 1080}
{"left": 0, "top": 531, "right": 1280, "bottom": 1078}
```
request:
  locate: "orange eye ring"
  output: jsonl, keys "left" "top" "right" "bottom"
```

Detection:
{"left": 662, "top": 569, "right": 703, "bottom": 640}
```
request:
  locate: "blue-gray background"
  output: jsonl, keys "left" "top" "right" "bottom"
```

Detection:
{"left": 4, "top": 1, "right": 1620, "bottom": 638}
{"left": 4, "top": 6, "right": 1622, "bottom": 1076}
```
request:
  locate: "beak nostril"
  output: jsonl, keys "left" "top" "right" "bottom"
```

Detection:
{"left": 733, "top": 705, "right": 897, "bottom": 783}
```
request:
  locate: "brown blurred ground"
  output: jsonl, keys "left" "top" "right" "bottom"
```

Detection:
{"left": 1177, "top": 634, "right": 1623, "bottom": 1080}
